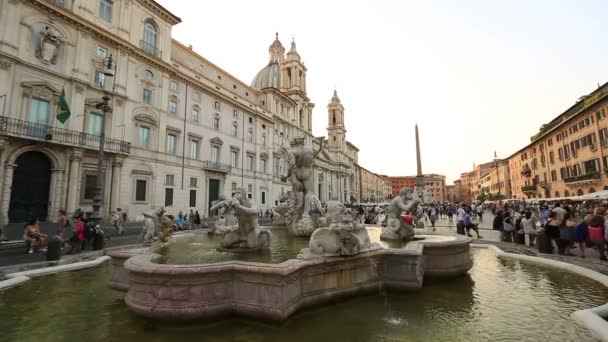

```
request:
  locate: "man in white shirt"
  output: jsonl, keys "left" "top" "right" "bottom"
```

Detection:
{"left": 456, "top": 205, "right": 466, "bottom": 235}
{"left": 552, "top": 203, "right": 566, "bottom": 222}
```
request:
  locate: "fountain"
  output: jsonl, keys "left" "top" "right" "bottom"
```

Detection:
{"left": 380, "top": 187, "right": 419, "bottom": 241}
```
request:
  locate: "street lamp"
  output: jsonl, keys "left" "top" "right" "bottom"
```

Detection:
{"left": 90, "top": 54, "right": 115, "bottom": 227}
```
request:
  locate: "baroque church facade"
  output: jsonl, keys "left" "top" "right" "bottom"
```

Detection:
{"left": 0, "top": 0, "right": 360, "bottom": 223}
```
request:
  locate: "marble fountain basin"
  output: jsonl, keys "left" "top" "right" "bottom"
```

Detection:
{"left": 108, "top": 230, "right": 472, "bottom": 322}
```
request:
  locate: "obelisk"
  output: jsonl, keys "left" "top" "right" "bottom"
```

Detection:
{"left": 415, "top": 124, "right": 424, "bottom": 188}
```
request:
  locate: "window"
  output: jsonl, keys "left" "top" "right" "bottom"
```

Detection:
{"left": 261, "top": 191, "right": 266, "bottom": 205}
{"left": 165, "top": 174, "right": 175, "bottom": 186}
{"left": 166, "top": 133, "right": 176, "bottom": 155}
{"left": 139, "top": 127, "right": 150, "bottom": 148}
{"left": 143, "top": 89, "right": 152, "bottom": 104}
{"left": 247, "top": 155, "right": 254, "bottom": 171}
{"left": 190, "top": 140, "right": 199, "bottom": 159}
{"left": 192, "top": 109, "right": 200, "bottom": 122}
{"left": 97, "top": 46, "right": 108, "bottom": 58}
{"left": 84, "top": 175, "right": 96, "bottom": 200}
{"left": 551, "top": 170, "right": 557, "bottom": 182}
{"left": 95, "top": 70, "right": 105, "bottom": 88}
{"left": 598, "top": 109, "right": 606, "bottom": 120}
{"left": 232, "top": 182, "right": 237, "bottom": 191}
{"left": 193, "top": 92, "right": 201, "bottom": 102}
{"left": 144, "top": 70, "right": 153, "bottom": 79}
{"left": 189, "top": 190, "right": 196, "bottom": 207}
{"left": 87, "top": 113, "right": 103, "bottom": 135}
{"left": 583, "top": 159, "right": 600, "bottom": 174}
{"left": 211, "top": 146, "right": 219, "bottom": 163}
{"left": 233, "top": 109, "right": 238, "bottom": 118}
{"left": 143, "top": 20, "right": 157, "bottom": 55}
{"left": 261, "top": 159, "right": 267, "bottom": 173}
{"left": 170, "top": 80, "right": 178, "bottom": 91}
{"left": 164, "top": 188, "right": 173, "bottom": 206}
{"left": 99, "top": 0, "right": 113, "bottom": 22}
{"left": 230, "top": 150, "right": 238, "bottom": 168}
{"left": 28, "top": 98, "right": 49, "bottom": 125}
{"left": 232, "top": 124, "right": 238, "bottom": 137}
{"left": 135, "top": 179, "right": 147, "bottom": 202}
{"left": 213, "top": 116, "right": 220, "bottom": 130}
{"left": 248, "top": 117, "right": 253, "bottom": 124}
{"left": 190, "top": 177, "right": 198, "bottom": 187}
{"left": 248, "top": 184, "right": 253, "bottom": 193}
{"left": 214, "top": 101, "right": 221, "bottom": 110}
{"left": 168, "top": 100, "right": 177, "bottom": 114}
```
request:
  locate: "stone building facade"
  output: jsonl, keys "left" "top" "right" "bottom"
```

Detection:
{"left": 387, "top": 174, "right": 446, "bottom": 203}
{"left": 0, "top": 0, "right": 361, "bottom": 223}
{"left": 508, "top": 83, "right": 608, "bottom": 200}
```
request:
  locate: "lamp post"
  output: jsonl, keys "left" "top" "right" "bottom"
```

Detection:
{"left": 90, "top": 55, "right": 115, "bottom": 227}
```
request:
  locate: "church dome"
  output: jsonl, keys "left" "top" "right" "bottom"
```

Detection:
{"left": 251, "top": 33, "right": 285, "bottom": 90}
{"left": 251, "top": 62, "right": 281, "bottom": 89}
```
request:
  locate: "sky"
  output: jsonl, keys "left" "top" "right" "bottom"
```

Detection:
{"left": 157, "top": 0, "right": 608, "bottom": 183}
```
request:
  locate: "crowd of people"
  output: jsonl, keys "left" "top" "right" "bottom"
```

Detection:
{"left": 491, "top": 201, "right": 608, "bottom": 261}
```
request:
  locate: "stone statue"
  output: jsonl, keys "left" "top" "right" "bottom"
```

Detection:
{"left": 209, "top": 194, "right": 238, "bottom": 234}
{"left": 298, "top": 207, "right": 381, "bottom": 259}
{"left": 37, "top": 26, "right": 62, "bottom": 65}
{"left": 380, "top": 187, "right": 420, "bottom": 241}
{"left": 150, "top": 214, "right": 174, "bottom": 254}
{"left": 325, "top": 200, "right": 346, "bottom": 225}
{"left": 276, "top": 137, "right": 328, "bottom": 236}
{"left": 142, "top": 208, "right": 164, "bottom": 244}
{"left": 219, "top": 188, "right": 271, "bottom": 251}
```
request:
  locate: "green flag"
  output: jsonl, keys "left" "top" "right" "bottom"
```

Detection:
{"left": 56, "top": 88, "right": 70, "bottom": 124}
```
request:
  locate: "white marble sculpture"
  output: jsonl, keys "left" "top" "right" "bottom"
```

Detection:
{"left": 209, "top": 194, "right": 238, "bottom": 234}
{"left": 298, "top": 207, "right": 381, "bottom": 259}
{"left": 276, "top": 137, "right": 328, "bottom": 236}
{"left": 219, "top": 188, "right": 271, "bottom": 251}
{"left": 142, "top": 208, "right": 165, "bottom": 244}
{"left": 380, "top": 187, "right": 420, "bottom": 241}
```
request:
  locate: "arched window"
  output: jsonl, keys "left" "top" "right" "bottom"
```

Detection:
{"left": 555, "top": 191, "right": 560, "bottom": 197}
{"left": 143, "top": 20, "right": 158, "bottom": 55}
{"left": 564, "top": 190, "right": 570, "bottom": 197}
{"left": 577, "top": 189, "right": 583, "bottom": 196}
{"left": 589, "top": 187, "right": 596, "bottom": 194}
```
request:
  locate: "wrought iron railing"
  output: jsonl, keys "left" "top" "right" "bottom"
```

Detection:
{"left": 201, "top": 160, "right": 231, "bottom": 173}
{"left": 521, "top": 185, "right": 537, "bottom": 192}
{"left": 140, "top": 40, "right": 162, "bottom": 58}
{"left": 0, "top": 116, "right": 130, "bottom": 153}
{"left": 564, "top": 172, "right": 600, "bottom": 184}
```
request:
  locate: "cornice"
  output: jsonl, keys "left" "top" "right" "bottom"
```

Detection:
{"left": 136, "top": 0, "right": 181, "bottom": 25}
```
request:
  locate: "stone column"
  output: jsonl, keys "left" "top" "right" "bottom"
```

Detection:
{"left": 66, "top": 149, "right": 83, "bottom": 216}
{"left": 48, "top": 168, "right": 65, "bottom": 222}
{"left": 110, "top": 157, "right": 123, "bottom": 214}
{"left": 0, "top": 163, "right": 16, "bottom": 226}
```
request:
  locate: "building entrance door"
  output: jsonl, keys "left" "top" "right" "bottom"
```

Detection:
{"left": 208, "top": 179, "right": 220, "bottom": 216}
{"left": 9, "top": 151, "right": 52, "bottom": 223}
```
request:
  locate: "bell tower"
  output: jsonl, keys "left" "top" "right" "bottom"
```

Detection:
{"left": 281, "top": 38, "right": 307, "bottom": 94}
{"left": 327, "top": 89, "right": 346, "bottom": 151}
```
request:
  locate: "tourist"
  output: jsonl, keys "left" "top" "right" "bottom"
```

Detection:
{"left": 493, "top": 210, "right": 504, "bottom": 236}
{"left": 586, "top": 207, "right": 606, "bottom": 261}
{"left": 545, "top": 211, "right": 562, "bottom": 254}
{"left": 463, "top": 210, "right": 473, "bottom": 237}
{"left": 113, "top": 208, "right": 126, "bottom": 235}
{"left": 521, "top": 211, "right": 538, "bottom": 247}
{"left": 447, "top": 207, "right": 454, "bottom": 222}
{"left": 401, "top": 211, "right": 414, "bottom": 226}
{"left": 456, "top": 205, "right": 466, "bottom": 234}
{"left": 574, "top": 214, "right": 589, "bottom": 258}
{"left": 429, "top": 205, "right": 438, "bottom": 231}
{"left": 24, "top": 219, "right": 48, "bottom": 254}
{"left": 476, "top": 205, "right": 483, "bottom": 221}
{"left": 503, "top": 213, "right": 515, "bottom": 242}
{"left": 552, "top": 203, "right": 567, "bottom": 222}
{"left": 57, "top": 209, "right": 69, "bottom": 234}
{"left": 67, "top": 214, "right": 86, "bottom": 254}
{"left": 560, "top": 213, "right": 577, "bottom": 256}
{"left": 194, "top": 211, "right": 201, "bottom": 227}
{"left": 539, "top": 206, "right": 550, "bottom": 226}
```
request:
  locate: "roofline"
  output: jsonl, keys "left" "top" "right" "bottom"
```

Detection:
{"left": 172, "top": 39, "right": 261, "bottom": 94}
{"left": 506, "top": 81, "right": 608, "bottom": 160}
{"left": 139, "top": 0, "right": 181, "bottom": 25}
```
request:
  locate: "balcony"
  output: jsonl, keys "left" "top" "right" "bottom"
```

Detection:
{"left": 202, "top": 160, "right": 231, "bottom": 173}
{"left": 140, "top": 40, "right": 162, "bottom": 58}
{"left": 0, "top": 116, "right": 130, "bottom": 154}
{"left": 521, "top": 185, "right": 537, "bottom": 193}
{"left": 564, "top": 172, "right": 600, "bottom": 186}
{"left": 538, "top": 181, "right": 550, "bottom": 189}
{"left": 521, "top": 168, "right": 532, "bottom": 177}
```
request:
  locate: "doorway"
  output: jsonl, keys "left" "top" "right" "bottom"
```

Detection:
{"left": 208, "top": 179, "right": 220, "bottom": 216}
{"left": 9, "top": 151, "right": 52, "bottom": 223}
